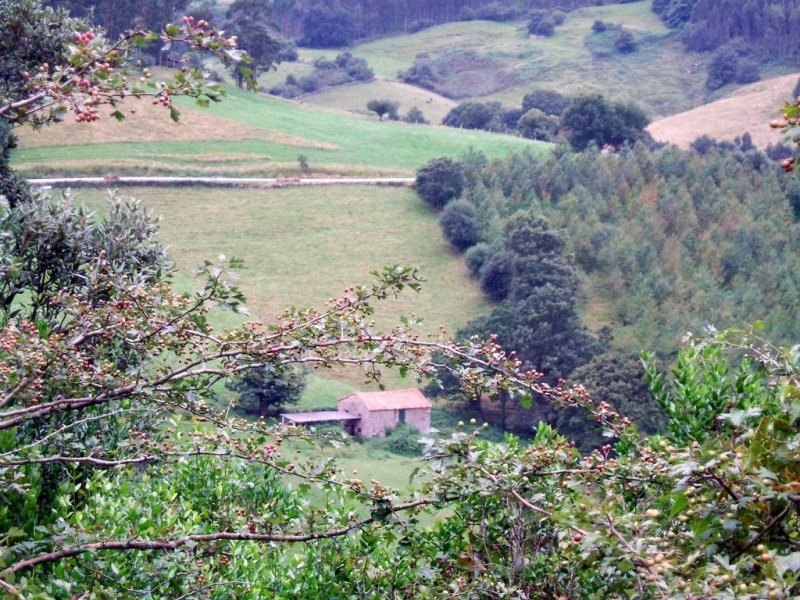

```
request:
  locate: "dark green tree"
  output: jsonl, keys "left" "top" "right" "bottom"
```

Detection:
{"left": 465, "top": 214, "right": 600, "bottom": 386}
{"left": 521, "top": 88, "right": 569, "bottom": 116}
{"left": 226, "top": 0, "right": 282, "bottom": 87}
{"left": 517, "top": 108, "right": 559, "bottom": 141}
{"left": 527, "top": 9, "right": 555, "bottom": 37}
{"left": 403, "top": 106, "right": 429, "bottom": 124}
{"left": 440, "top": 199, "right": 479, "bottom": 250}
{"left": 226, "top": 365, "right": 306, "bottom": 418}
{"left": 615, "top": 29, "right": 637, "bottom": 53}
{"left": 1, "top": 0, "right": 83, "bottom": 206}
{"left": 558, "top": 350, "right": 666, "bottom": 452}
{"left": 443, "top": 101, "right": 505, "bottom": 132}
{"left": 415, "top": 157, "right": 465, "bottom": 210}
{"left": 366, "top": 99, "right": 400, "bottom": 120}
{"left": 561, "top": 94, "right": 649, "bottom": 150}
{"left": 479, "top": 249, "right": 514, "bottom": 301}
{"left": 300, "top": 4, "right": 359, "bottom": 48}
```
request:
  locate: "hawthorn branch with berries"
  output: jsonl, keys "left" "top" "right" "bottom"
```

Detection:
{"left": 0, "top": 16, "right": 251, "bottom": 129}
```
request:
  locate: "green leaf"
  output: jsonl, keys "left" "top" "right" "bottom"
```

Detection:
{"left": 775, "top": 552, "right": 800, "bottom": 577}
{"left": 110, "top": 110, "right": 125, "bottom": 122}
{"left": 669, "top": 493, "right": 688, "bottom": 518}
{"left": 169, "top": 106, "right": 181, "bottom": 122}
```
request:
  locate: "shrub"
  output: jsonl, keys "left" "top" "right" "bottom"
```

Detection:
{"left": 681, "top": 22, "right": 718, "bottom": 52}
{"left": 402, "top": 106, "right": 429, "bottom": 124}
{"left": 479, "top": 250, "right": 514, "bottom": 301}
{"left": 298, "top": 74, "right": 322, "bottom": 93}
{"left": 440, "top": 199, "right": 479, "bottom": 250}
{"left": 592, "top": 19, "right": 607, "bottom": 33}
{"left": 614, "top": 29, "right": 637, "bottom": 53}
{"left": 459, "top": 6, "right": 475, "bottom": 21}
{"left": 366, "top": 99, "right": 400, "bottom": 120}
{"left": 465, "top": 242, "right": 493, "bottom": 276}
{"left": 278, "top": 42, "right": 299, "bottom": 62}
{"left": 517, "top": 108, "right": 560, "bottom": 141}
{"left": 408, "top": 19, "right": 434, "bottom": 33}
{"left": 398, "top": 57, "right": 440, "bottom": 91}
{"left": 735, "top": 58, "right": 760, "bottom": 84}
{"left": 522, "top": 89, "right": 569, "bottom": 116}
{"left": 415, "top": 157, "right": 465, "bottom": 210}
{"left": 476, "top": 2, "right": 520, "bottom": 22}
{"left": 528, "top": 14, "right": 555, "bottom": 37}
{"left": 382, "top": 424, "right": 423, "bottom": 456}
{"left": 551, "top": 10, "right": 567, "bottom": 25}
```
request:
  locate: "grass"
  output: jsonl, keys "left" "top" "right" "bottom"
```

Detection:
{"left": 300, "top": 79, "right": 456, "bottom": 125}
{"left": 12, "top": 86, "right": 546, "bottom": 178}
{"left": 326, "top": 1, "right": 709, "bottom": 118}
{"left": 648, "top": 72, "right": 800, "bottom": 149}
{"left": 78, "top": 184, "right": 489, "bottom": 388}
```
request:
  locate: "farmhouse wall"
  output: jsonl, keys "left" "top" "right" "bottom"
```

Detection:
{"left": 338, "top": 389, "right": 432, "bottom": 438}
{"left": 405, "top": 407, "right": 430, "bottom": 433}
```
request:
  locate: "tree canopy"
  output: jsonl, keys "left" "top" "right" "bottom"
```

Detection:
{"left": 561, "top": 93, "right": 649, "bottom": 150}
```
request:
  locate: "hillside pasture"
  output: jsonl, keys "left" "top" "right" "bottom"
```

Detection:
{"left": 13, "top": 87, "right": 544, "bottom": 177}
{"left": 77, "top": 183, "right": 488, "bottom": 346}
{"left": 300, "top": 79, "right": 456, "bottom": 125}
{"left": 337, "top": 1, "right": 707, "bottom": 117}
{"left": 648, "top": 72, "right": 800, "bottom": 148}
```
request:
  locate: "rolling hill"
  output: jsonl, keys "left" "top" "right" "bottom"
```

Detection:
{"left": 12, "top": 85, "right": 544, "bottom": 178}
{"left": 648, "top": 72, "right": 800, "bottom": 149}
{"left": 280, "top": 1, "right": 710, "bottom": 118}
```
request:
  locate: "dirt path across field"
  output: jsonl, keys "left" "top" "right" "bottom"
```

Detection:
{"left": 26, "top": 176, "right": 415, "bottom": 189}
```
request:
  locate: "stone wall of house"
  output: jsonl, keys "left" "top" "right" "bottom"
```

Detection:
{"left": 405, "top": 407, "right": 431, "bottom": 433}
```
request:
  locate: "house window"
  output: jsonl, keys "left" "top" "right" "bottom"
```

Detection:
{"left": 398, "top": 409, "right": 406, "bottom": 424}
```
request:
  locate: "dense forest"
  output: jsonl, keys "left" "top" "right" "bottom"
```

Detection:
{"left": 421, "top": 139, "right": 800, "bottom": 442}
{"left": 654, "top": 0, "right": 800, "bottom": 61}
{"left": 271, "top": 0, "right": 599, "bottom": 40}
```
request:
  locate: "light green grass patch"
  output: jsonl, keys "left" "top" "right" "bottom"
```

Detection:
{"left": 78, "top": 184, "right": 489, "bottom": 388}
{"left": 13, "top": 87, "right": 545, "bottom": 177}
{"left": 300, "top": 79, "right": 456, "bottom": 125}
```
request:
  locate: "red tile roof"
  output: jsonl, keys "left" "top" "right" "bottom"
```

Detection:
{"left": 340, "top": 388, "right": 431, "bottom": 411}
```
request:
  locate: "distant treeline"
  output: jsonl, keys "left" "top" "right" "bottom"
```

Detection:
{"left": 654, "top": 0, "right": 800, "bottom": 61}
{"left": 272, "top": 0, "right": 599, "bottom": 40}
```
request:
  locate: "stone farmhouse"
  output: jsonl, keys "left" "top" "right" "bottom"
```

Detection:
{"left": 280, "top": 388, "right": 431, "bottom": 438}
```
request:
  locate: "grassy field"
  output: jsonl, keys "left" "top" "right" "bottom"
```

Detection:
{"left": 309, "top": 1, "right": 706, "bottom": 118}
{"left": 648, "top": 72, "right": 800, "bottom": 148}
{"left": 78, "top": 184, "right": 489, "bottom": 387}
{"left": 300, "top": 79, "right": 456, "bottom": 125}
{"left": 12, "top": 86, "right": 545, "bottom": 178}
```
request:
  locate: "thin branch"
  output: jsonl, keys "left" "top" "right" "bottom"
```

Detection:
{"left": 0, "top": 577, "right": 24, "bottom": 600}
{"left": 733, "top": 501, "right": 795, "bottom": 559}
{"left": 2, "top": 454, "right": 156, "bottom": 467}
{"left": 2, "top": 499, "right": 430, "bottom": 576}
{"left": 173, "top": 580, "right": 253, "bottom": 600}
{"left": 0, "top": 407, "right": 148, "bottom": 457}
{"left": 604, "top": 516, "right": 668, "bottom": 597}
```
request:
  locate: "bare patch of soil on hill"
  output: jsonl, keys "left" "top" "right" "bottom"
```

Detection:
{"left": 648, "top": 73, "right": 800, "bottom": 149}
{"left": 17, "top": 101, "right": 338, "bottom": 150}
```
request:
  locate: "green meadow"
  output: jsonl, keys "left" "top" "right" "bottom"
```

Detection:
{"left": 12, "top": 86, "right": 545, "bottom": 178}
